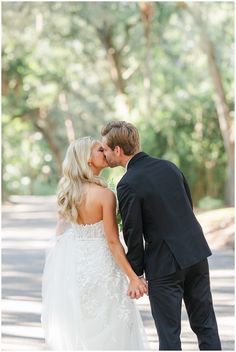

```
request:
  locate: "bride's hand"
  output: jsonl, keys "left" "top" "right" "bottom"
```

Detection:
{"left": 127, "top": 276, "right": 148, "bottom": 299}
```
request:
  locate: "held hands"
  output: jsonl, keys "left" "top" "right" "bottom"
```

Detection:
{"left": 127, "top": 277, "right": 148, "bottom": 300}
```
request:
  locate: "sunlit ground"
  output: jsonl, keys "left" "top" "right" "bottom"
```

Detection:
{"left": 2, "top": 196, "right": 234, "bottom": 350}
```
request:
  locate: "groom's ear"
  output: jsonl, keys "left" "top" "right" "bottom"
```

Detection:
{"left": 114, "top": 145, "right": 122, "bottom": 156}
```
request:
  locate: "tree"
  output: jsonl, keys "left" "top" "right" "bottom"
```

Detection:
{"left": 180, "top": 2, "right": 234, "bottom": 205}
{"left": 2, "top": 2, "right": 234, "bottom": 206}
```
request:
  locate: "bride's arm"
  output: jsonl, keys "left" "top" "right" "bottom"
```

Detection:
{"left": 102, "top": 189, "right": 147, "bottom": 299}
{"left": 55, "top": 216, "right": 70, "bottom": 236}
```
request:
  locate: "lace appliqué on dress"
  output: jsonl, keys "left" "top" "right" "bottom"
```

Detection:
{"left": 72, "top": 221, "right": 134, "bottom": 331}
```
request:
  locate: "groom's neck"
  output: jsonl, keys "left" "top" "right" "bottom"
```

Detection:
{"left": 120, "top": 152, "right": 139, "bottom": 168}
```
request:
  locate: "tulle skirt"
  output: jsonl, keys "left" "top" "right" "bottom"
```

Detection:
{"left": 41, "top": 228, "right": 149, "bottom": 350}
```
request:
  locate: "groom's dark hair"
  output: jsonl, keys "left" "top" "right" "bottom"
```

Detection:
{"left": 101, "top": 121, "right": 140, "bottom": 155}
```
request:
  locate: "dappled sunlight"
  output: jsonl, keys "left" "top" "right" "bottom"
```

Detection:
{"left": 196, "top": 208, "right": 234, "bottom": 251}
{"left": 3, "top": 300, "right": 42, "bottom": 314}
{"left": 4, "top": 212, "right": 57, "bottom": 220}
{"left": 2, "top": 0, "right": 234, "bottom": 349}
{"left": 2, "top": 325, "right": 44, "bottom": 340}
{"left": 2, "top": 196, "right": 234, "bottom": 350}
{"left": 2, "top": 239, "right": 51, "bottom": 250}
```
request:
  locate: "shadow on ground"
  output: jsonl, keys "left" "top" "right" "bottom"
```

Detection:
{"left": 2, "top": 196, "right": 235, "bottom": 351}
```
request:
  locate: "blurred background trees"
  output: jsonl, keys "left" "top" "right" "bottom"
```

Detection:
{"left": 2, "top": 2, "right": 234, "bottom": 207}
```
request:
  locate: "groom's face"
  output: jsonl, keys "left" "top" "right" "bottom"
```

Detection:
{"left": 102, "top": 141, "right": 122, "bottom": 168}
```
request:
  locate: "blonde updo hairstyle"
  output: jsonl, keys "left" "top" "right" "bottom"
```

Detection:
{"left": 57, "top": 136, "right": 107, "bottom": 223}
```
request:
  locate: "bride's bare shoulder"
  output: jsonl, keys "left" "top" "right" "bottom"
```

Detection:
{"left": 91, "top": 184, "right": 116, "bottom": 202}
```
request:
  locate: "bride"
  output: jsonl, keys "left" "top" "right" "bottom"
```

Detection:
{"left": 41, "top": 136, "right": 149, "bottom": 350}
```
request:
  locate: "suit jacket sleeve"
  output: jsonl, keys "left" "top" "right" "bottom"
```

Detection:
{"left": 117, "top": 182, "right": 144, "bottom": 276}
{"left": 181, "top": 172, "right": 193, "bottom": 209}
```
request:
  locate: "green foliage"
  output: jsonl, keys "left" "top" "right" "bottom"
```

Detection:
{"left": 2, "top": 113, "right": 57, "bottom": 196}
{"left": 2, "top": 2, "right": 234, "bottom": 207}
{"left": 107, "top": 177, "right": 123, "bottom": 230}
{"left": 198, "top": 196, "right": 225, "bottom": 211}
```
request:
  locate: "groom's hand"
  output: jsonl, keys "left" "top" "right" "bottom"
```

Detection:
{"left": 140, "top": 277, "right": 148, "bottom": 296}
{"left": 127, "top": 277, "right": 148, "bottom": 299}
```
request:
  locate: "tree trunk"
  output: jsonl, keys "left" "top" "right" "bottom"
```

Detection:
{"left": 21, "top": 108, "right": 63, "bottom": 177}
{"left": 182, "top": 2, "right": 234, "bottom": 205}
{"left": 140, "top": 2, "right": 155, "bottom": 115}
{"left": 59, "top": 92, "right": 76, "bottom": 143}
{"left": 96, "top": 24, "right": 130, "bottom": 118}
{"left": 97, "top": 25, "right": 126, "bottom": 95}
{"left": 35, "top": 123, "right": 62, "bottom": 177}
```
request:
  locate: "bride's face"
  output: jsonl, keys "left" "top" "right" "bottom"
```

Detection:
{"left": 89, "top": 142, "right": 108, "bottom": 171}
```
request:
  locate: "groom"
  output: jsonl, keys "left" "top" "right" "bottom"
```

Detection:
{"left": 101, "top": 121, "right": 221, "bottom": 351}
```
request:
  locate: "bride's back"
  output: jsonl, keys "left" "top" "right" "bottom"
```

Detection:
{"left": 56, "top": 183, "right": 105, "bottom": 236}
{"left": 76, "top": 183, "right": 104, "bottom": 225}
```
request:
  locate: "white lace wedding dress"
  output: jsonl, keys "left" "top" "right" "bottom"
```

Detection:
{"left": 41, "top": 220, "right": 148, "bottom": 350}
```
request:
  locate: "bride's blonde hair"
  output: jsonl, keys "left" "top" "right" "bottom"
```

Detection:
{"left": 57, "top": 136, "right": 107, "bottom": 223}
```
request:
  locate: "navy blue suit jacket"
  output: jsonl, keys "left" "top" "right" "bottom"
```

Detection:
{"left": 117, "top": 152, "right": 212, "bottom": 279}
